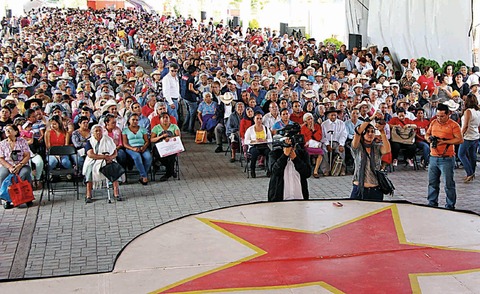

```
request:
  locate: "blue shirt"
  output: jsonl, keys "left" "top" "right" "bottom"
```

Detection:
{"left": 122, "top": 127, "right": 148, "bottom": 147}
{"left": 272, "top": 120, "right": 294, "bottom": 131}
{"left": 197, "top": 101, "right": 217, "bottom": 116}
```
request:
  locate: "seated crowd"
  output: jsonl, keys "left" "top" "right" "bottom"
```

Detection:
{"left": 0, "top": 7, "right": 479, "bottom": 207}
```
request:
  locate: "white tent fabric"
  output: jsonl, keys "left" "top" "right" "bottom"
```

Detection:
{"left": 367, "top": 0, "right": 473, "bottom": 65}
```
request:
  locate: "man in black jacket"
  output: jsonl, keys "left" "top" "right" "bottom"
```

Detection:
{"left": 268, "top": 137, "right": 311, "bottom": 202}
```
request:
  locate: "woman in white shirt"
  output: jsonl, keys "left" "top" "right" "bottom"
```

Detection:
{"left": 458, "top": 94, "right": 480, "bottom": 183}
{"left": 244, "top": 112, "right": 272, "bottom": 178}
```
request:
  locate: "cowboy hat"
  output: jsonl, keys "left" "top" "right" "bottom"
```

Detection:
{"left": 150, "top": 70, "right": 162, "bottom": 77}
{"left": 101, "top": 99, "right": 118, "bottom": 114}
{"left": 375, "top": 84, "right": 384, "bottom": 91}
{"left": 352, "top": 83, "right": 363, "bottom": 90}
{"left": 219, "top": 92, "right": 234, "bottom": 104}
{"left": 321, "top": 98, "right": 332, "bottom": 104}
{"left": 1, "top": 96, "right": 18, "bottom": 107}
{"left": 24, "top": 98, "right": 43, "bottom": 110}
{"left": 11, "top": 81, "right": 27, "bottom": 88}
{"left": 443, "top": 100, "right": 459, "bottom": 111}
{"left": 303, "top": 90, "right": 316, "bottom": 99}
{"left": 325, "top": 106, "right": 341, "bottom": 115}
{"left": 60, "top": 72, "right": 72, "bottom": 80}
{"left": 354, "top": 101, "right": 371, "bottom": 109}
{"left": 426, "top": 95, "right": 441, "bottom": 102}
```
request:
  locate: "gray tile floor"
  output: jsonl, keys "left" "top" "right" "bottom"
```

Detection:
{"left": 0, "top": 134, "right": 478, "bottom": 280}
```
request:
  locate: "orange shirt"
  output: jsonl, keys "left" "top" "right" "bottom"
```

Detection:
{"left": 427, "top": 119, "right": 461, "bottom": 157}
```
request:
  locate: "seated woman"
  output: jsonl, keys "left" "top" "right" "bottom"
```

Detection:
{"left": 150, "top": 112, "right": 181, "bottom": 182}
{"left": 83, "top": 125, "right": 122, "bottom": 203}
{"left": 14, "top": 117, "right": 44, "bottom": 190}
{"left": 122, "top": 113, "right": 152, "bottom": 185}
{"left": 45, "top": 115, "right": 73, "bottom": 171}
{"left": 0, "top": 124, "right": 32, "bottom": 209}
{"left": 388, "top": 107, "right": 417, "bottom": 167}
{"left": 244, "top": 111, "right": 273, "bottom": 178}
{"left": 197, "top": 92, "right": 218, "bottom": 141}
{"left": 71, "top": 116, "right": 91, "bottom": 171}
{"left": 239, "top": 107, "right": 254, "bottom": 140}
{"left": 104, "top": 114, "right": 127, "bottom": 169}
{"left": 300, "top": 113, "right": 323, "bottom": 178}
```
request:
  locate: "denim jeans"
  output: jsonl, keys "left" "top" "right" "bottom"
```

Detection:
{"left": 48, "top": 155, "right": 73, "bottom": 171}
{"left": 183, "top": 100, "right": 198, "bottom": 133}
{"left": 116, "top": 149, "right": 127, "bottom": 168}
{"left": 167, "top": 99, "right": 179, "bottom": 122}
{"left": 428, "top": 156, "right": 456, "bottom": 209}
{"left": 415, "top": 141, "right": 430, "bottom": 165}
{"left": 458, "top": 139, "right": 478, "bottom": 177}
{"left": 125, "top": 149, "right": 152, "bottom": 178}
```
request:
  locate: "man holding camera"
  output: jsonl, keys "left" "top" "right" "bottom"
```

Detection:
{"left": 268, "top": 135, "right": 311, "bottom": 202}
{"left": 425, "top": 103, "right": 463, "bottom": 209}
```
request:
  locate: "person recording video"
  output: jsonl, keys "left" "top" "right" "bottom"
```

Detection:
{"left": 268, "top": 124, "right": 311, "bottom": 202}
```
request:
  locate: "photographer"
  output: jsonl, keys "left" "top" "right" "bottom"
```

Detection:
{"left": 350, "top": 115, "right": 390, "bottom": 200}
{"left": 425, "top": 103, "right": 463, "bottom": 209}
{"left": 268, "top": 133, "right": 311, "bottom": 201}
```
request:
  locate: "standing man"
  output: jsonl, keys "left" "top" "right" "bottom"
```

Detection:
{"left": 321, "top": 107, "right": 348, "bottom": 176}
{"left": 162, "top": 63, "right": 181, "bottom": 122}
{"left": 183, "top": 65, "right": 200, "bottom": 135}
{"left": 425, "top": 103, "right": 463, "bottom": 209}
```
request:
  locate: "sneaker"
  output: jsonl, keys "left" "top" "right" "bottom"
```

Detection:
{"left": 407, "top": 159, "right": 414, "bottom": 167}
{"left": 392, "top": 159, "right": 398, "bottom": 167}
{"left": 215, "top": 146, "right": 223, "bottom": 153}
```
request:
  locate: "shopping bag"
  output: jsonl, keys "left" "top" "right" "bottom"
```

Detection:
{"left": 9, "top": 175, "right": 34, "bottom": 207}
{"left": 195, "top": 130, "right": 207, "bottom": 144}
{"left": 391, "top": 126, "right": 415, "bottom": 145}
{"left": 99, "top": 161, "right": 125, "bottom": 182}
{"left": 0, "top": 174, "right": 15, "bottom": 203}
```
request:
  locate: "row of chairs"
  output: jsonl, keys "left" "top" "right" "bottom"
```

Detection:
{"left": 44, "top": 146, "right": 180, "bottom": 202}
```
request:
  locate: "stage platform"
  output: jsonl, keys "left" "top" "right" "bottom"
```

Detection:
{"left": 1, "top": 200, "right": 479, "bottom": 293}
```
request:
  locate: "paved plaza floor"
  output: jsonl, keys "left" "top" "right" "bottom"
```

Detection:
{"left": 0, "top": 133, "right": 479, "bottom": 282}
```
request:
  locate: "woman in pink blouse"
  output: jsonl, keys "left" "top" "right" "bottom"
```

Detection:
{"left": 0, "top": 124, "right": 32, "bottom": 209}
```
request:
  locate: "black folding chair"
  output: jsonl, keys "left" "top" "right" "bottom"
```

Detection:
{"left": 45, "top": 146, "right": 80, "bottom": 201}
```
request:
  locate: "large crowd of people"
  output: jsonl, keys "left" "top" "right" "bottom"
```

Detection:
{"left": 0, "top": 7, "right": 478, "bottom": 208}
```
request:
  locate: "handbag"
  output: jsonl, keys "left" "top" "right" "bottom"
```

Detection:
{"left": 391, "top": 126, "right": 415, "bottom": 145}
{"left": 367, "top": 145, "right": 395, "bottom": 196}
{"left": 8, "top": 175, "right": 35, "bottom": 207}
{"left": 0, "top": 174, "right": 15, "bottom": 203}
{"left": 195, "top": 130, "right": 207, "bottom": 144}
{"left": 99, "top": 161, "right": 125, "bottom": 182}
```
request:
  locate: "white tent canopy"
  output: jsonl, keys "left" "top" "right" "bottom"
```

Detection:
{"left": 346, "top": 0, "right": 476, "bottom": 65}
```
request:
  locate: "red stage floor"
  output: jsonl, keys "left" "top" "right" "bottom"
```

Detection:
{"left": 1, "top": 201, "right": 480, "bottom": 293}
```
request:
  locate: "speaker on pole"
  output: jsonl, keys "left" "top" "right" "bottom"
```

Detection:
{"left": 232, "top": 16, "right": 239, "bottom": 27}
{"left": 348, "top": 34, "right": 362, "bottom": 50}
{"left": 201, "top": 11, "right": 206, "bottom": 21}
{"left": 280, "top": 23, "right": 288, "bottom": 35}
{"left": 6, "top": 9, "right": 12, "bottom": 19}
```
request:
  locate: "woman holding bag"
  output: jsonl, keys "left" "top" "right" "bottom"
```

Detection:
{"left": 83, "top": 125, "right": 122, "bottom": 203}
{"left": 0, "top": 124, "right": 32, "bottom": 209}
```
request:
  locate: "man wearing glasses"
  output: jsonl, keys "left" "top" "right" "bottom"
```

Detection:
{"left": 162, "top": 63, "right": 181, "bottom": 121}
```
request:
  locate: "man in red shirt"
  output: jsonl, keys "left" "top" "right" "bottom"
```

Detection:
{"left": 142, "top": 94, "right": 156, "bottom": 118}
{"left": 289, "top": 101, "right": 305, "bottom": 125}
{"left": 413, "top": 108, "right": 431, "bottom": 168}
{"left": 425, "top": 103, "right": 463, "bottom": 209}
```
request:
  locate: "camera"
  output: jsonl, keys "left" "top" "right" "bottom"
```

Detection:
{"left": 429, "top": 136, "right": 440, "bottom": 148}
{"left": 273, "top": 123, "right": 305, "bottom": 148}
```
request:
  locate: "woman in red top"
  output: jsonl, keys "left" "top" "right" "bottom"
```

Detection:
{"left": 388, "top": 108, "right": 417, "bottom": 167}
{"left": 45, "top": 115, "right": 72, "bottom": 171}
{"left": 300, "top": 113, "right": 323, "bottom": 178}
{"left": 240, "top": 107, "right": 254, "bottom": 139}
{"left": 416, "top": 66, "right": 435, "bottom": 96}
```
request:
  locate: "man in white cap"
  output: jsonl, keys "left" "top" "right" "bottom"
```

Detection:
{"left": 214, "top": 93, "right": 235, "bottom": 153}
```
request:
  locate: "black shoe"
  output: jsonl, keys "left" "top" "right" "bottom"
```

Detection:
{"left": 115, "top": 195, "right": 123, "bottom": 201}
{"left": 3, "top": 201, "right": 13, "bottom": 209}
{"left": 230, "top": 158, "right": 236, "bottom": 163}
{"left": 26, "top": 201, "right": 34, "bottom": 207}
{"left": 138, "top": 179, "right": 148, "bottom": 185}
{"left": 173, "top": 172, "right": 177, "bottom": 178}
{"left": 159, "top": 175, "right": 170, "bottom": 182}
{"left": 215, "top": 146, "right": 223, "bottom": 153}
{"left": 250, "top": 170, "right": 256, "bottom": 178}
{"left": 85, "top": 197, "right": 92, "bottom": 204}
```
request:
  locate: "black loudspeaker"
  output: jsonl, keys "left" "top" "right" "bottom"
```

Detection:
{"left": 6, "top": 9, "right": 12, "bottom": 18}
{"left": 232, "top": 16, "right": 239, "bottom": 27}
{"left": 348, "top": 34, "right": 362, "bottom": 50}
{"left": 280, "top": 23, "right": 288, "bottom": 35}
{"left": 201, "top": 11, "right": 206, "bottom": 21}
